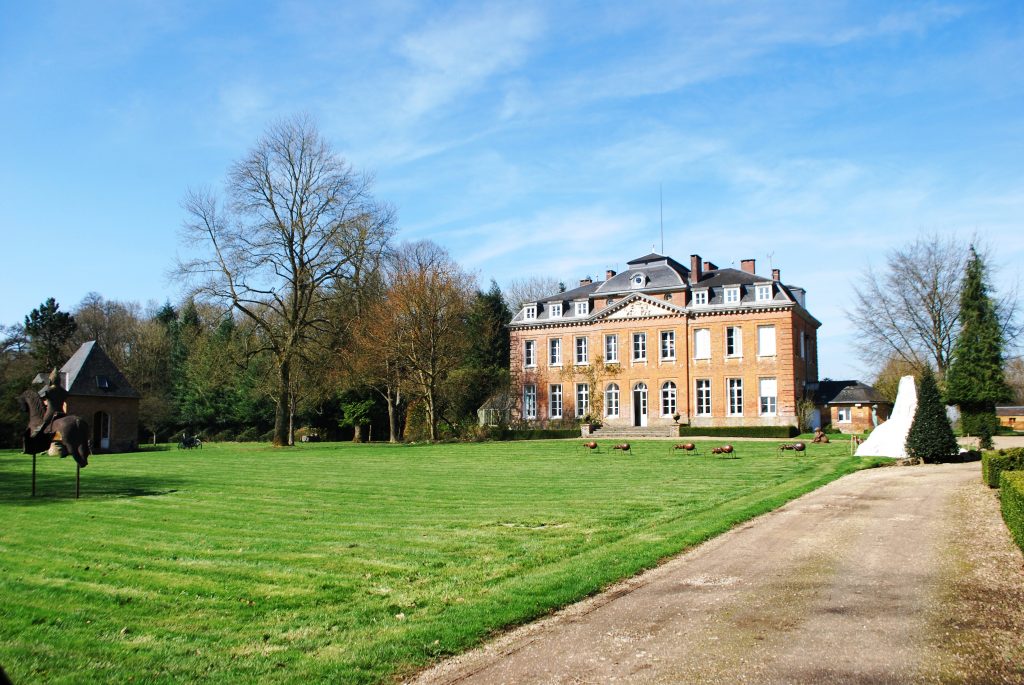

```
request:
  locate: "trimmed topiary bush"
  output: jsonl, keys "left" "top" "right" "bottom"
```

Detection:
{"left": 983, "top": 448, "right": 1024, "bottom": 488}
{"left": 1000, "top": 470, "right": 1024, "bottom": 553}
{"left": 678, "top": 425, "right": 799, "bottom": 438}
{"left": 905, "top": 366, "right": 959, "bottom": 463}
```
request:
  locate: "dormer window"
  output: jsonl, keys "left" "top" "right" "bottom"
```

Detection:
{"left": 692, "top": 290, "right": 708, "bottom": 306}
{"left": 96, "top": 375, "right": 112, "bottom": 390}
{"left": 755, "top": 284, "right": 772, "bottom": 302}
{"left": 524, "top": 305, "right": 536, "bottom": 320}
{"left": 724, "top": 287, "right": 740, "bottom": 305}
{"left": 630, "top": 273, "right": 646, "bottom": 288}
{"left": 549, "top": 302, "right": 562, "bottom": 318}
{"left": 575, "top": 301, "right": 589, "bottom": 317}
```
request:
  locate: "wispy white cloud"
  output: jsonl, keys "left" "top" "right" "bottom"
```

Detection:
{"left": 395, "top": 3, "right": 544, "bottom": 121}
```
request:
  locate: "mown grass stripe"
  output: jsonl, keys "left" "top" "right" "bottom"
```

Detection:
{"left": 1, "top": 440, "right": 877, "bottom": 684}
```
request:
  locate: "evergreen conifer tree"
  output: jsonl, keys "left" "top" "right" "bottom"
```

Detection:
{"left": 23, "top": 297, "right": 77, "bottom": 371}
{"left": 944, "top": 246, "right": 1010, "bottom": 447}
{"left": 906, "top": 366, "right": 959, "bottom": 462}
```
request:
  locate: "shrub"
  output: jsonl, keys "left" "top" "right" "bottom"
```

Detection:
{"left": 236, "top": 427, "right": 262, "bottom": 442}
{"left": 982, "top": 448, "right": 1024, "bottom": 488}
{"left": 1000, "top": 470, "right": 1024, "bottom": 553}
{"left": 678, "top": 425, "right": 799, "bottom": 438}
{"left": 493, "top": 429, "right": 580, "bottom": 441}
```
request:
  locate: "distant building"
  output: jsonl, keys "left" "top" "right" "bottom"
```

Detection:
{"left": 58, "top": 341, "right": 140, "bottom": 452}
{"left": 997, "top": 405, "right": 1024, "bottom": 431}
{"left": 813, "top": 380, "right": 892, "bottom": 434}
{"left": 507, "top": 253, "right": 820, "bottom": 430}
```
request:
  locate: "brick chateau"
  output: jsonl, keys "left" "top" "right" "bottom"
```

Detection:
{"left": 508, "top": 253, "right": 820, "bottom": 429}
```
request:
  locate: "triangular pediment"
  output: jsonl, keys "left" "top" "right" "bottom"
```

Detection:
{"left": 597, "top": 293, "right": 684, "bottom": 321}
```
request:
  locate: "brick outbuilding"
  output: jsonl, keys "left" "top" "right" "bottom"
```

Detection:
{"left": 58, "top": 341, "right": 140, "bottom": 452}
{"left": 813, "top": 380, "right": 892, "bottom": 434}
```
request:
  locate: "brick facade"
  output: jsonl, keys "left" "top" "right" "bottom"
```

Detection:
{"left": 65, "top": 395, "right": 139, "bottom": 452}
{"left": 829, "top": 403, "right": 891, "bottom": 434}
{"left": 509, "top": 254, "right": 820, "bottom": 429}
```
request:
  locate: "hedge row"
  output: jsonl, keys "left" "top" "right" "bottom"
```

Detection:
{"left": 494, "top": 429, "right": 581, "bottom": 441}
{"left": 678, "top": 425, "right": 800, "bottom": 438}
{"left": 981, "top": 448, "right": 1024, "bottom": 488}
{"left": 1000, "top": 470, "right": 1024, "bottom": 553}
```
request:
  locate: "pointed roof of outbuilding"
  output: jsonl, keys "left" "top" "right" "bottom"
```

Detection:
{"left": 60, "top": 340, "right": 141, "bottom": 399}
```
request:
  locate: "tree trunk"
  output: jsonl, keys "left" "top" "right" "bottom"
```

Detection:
{"left": 273, "top": 358, "right": 292, "bottom": 447}
{"left": 288, "top": 391, "right": 296, "bottom": 446}
{"left": 426, "top": 387, "right": 437, "bottom": 441}
{"left": 386, "top": 394, "right": 398, "bottom": 443}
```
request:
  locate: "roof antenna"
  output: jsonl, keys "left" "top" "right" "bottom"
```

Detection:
{"left": 767, "top": 251, "right": 775, "bottom": 271}
{"left": 659, "top": 184, "right": 664, "bottom": 254}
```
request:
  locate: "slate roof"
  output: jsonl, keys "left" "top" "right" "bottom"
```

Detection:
{"left": 60, "top": 341, "right": 141, "bottom": 399}
{"left": 813, "top": 380, "right": 889, "bottom": 406}
{"left": 596, "top": 253, "right": 689, "bottom": 295}
{"left": 996, "top": 406, "right": 1024, "bottom": 416}
{"left": 508, "top": 252, "right": 817, "bottom": 326}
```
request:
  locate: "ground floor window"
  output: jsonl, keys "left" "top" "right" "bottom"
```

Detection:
{"left": 661, "top": 381, "right": 676, "bottom": 416}
{"left": 549, "top": 384, "right": 562, "bottom": 419}
{"left": 695, "top": 379, "right": 711, "bottom": 415}
{"left": 728, "top": 378, "right": 743, "bottom": 416}
{"left": 576, "top": 383, "right": 590, "bottom": 418}
{"left": 759, "top": 378, "right": 777, "bottom": 416}
{"left": 523, "top": 384, "right": 537, "bottom": 419}
{"left": 605, "top": 383, "right": 619, "bottom": 417}
{"left": 837, "top": 406, "right": 852, "bottom": 423}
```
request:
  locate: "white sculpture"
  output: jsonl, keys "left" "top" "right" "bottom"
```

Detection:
{"left": 855, "top": 375, "right": 917, "bottom": 458}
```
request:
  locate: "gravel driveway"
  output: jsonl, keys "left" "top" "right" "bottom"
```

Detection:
{"left": 410, "top": 463, "right": 1024, "bottom": 684}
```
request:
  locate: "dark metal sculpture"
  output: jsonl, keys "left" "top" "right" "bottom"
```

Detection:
{"left": 778, "top": 441, "right": 807, "bottom": 455}
{"left": 18, "top": 383, "right": 91, "bottom": 497}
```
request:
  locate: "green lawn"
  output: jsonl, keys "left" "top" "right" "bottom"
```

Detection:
{"left": 0, "top": 439, "right": 878, "bottom": 683}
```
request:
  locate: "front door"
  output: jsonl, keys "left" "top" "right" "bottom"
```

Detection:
{"left": 633, "top": 383, "right": 648, "bottom": 427}
{"left": 93, "top": 411, "right": 111, "bottom": 450}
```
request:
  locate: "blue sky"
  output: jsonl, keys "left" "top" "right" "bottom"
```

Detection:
{"left": 2, "top": 1, "right": 1022, "bottom": 379}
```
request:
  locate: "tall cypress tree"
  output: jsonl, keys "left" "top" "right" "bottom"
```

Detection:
{"left": 906, "top": 366, "right": 959, "bottom": 462}
{"left": 945, "top": 246, "right": 1010, "bottom": 446}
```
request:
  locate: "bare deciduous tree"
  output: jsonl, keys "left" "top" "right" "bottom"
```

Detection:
{"left": 178, "top": 114, "right": 394, "bottom": 446}
{"left": 502, "top": 275, "right": 563, "bottom": 313}
{"left": 848, "top": 234, "right": 965, "bottom": 375}
{"left": 371, "top": 241, "right": 475, "bottom": 441}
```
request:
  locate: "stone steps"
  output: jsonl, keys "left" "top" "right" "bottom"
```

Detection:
{"left": 589, "top": 426, "right": 679, "bottom": 439}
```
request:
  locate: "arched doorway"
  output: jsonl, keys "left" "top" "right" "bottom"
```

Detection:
{"left": 93, "top": 411, "right": 111, "bottom": 451}
{"left": 632, "top": 382, "right": 648, "bottom": 427}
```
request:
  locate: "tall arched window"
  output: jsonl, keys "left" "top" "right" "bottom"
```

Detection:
{"left": 661, "top": 381, "right": 677, "bottom": 417}
{"left": 605, "top": 383, "right": 619, "bottom": 418}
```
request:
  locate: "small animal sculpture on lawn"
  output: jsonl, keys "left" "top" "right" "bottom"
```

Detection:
{"left": 778, "top": 441, "right": 807, "bottom": 455}
{"left": 711, "top": 444, "right": 734, "bottom": 455}
{"left": 673, "top": 442, "right": 697, "bottom": 452}
{"left": 812, "top": 428, "right": 830, "bottom": 444}
{"left": 612, "top": 443, "right": 631, "bottom": 454}
{"left": 580, "top": 441, "right": 599, "bottom": 453}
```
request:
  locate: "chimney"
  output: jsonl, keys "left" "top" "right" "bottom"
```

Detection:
{"left": 771, "top": 268, "right": 780, "bottom": 282}
{"left": 579, "top": 277, "right": 593, "bottom": 286}
{"left": 689, "top": 254, "right": 702, "bottom": 284}
{"left": 605, "top": 269, "right": 616, "bottom": 281}
{"left": 740, "top": 258, "right": 756, "bottom": 274}
{"left": 703, "top": 261, "right": 718, "bottom": 272}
